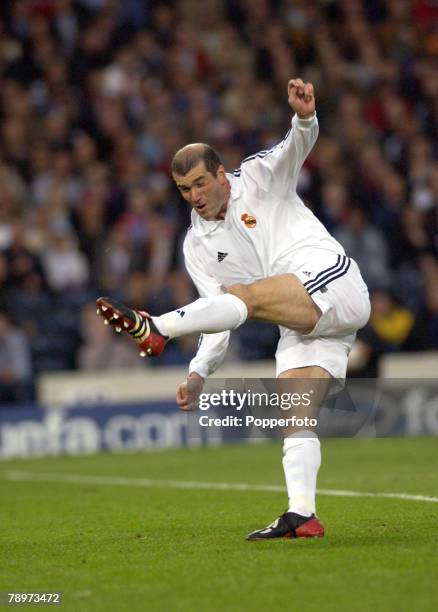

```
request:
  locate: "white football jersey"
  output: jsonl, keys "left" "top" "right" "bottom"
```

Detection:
{"left": 184, "top": 114, "right": 346, "bottom": 379}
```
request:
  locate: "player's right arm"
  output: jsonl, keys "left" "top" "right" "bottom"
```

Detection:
{"left": 176, "top": 234, "right": 231, "bottom": 410}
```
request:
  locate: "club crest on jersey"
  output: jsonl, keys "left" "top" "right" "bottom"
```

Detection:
{"left": 241, "top": 213, "right": 257, "bottom": 228}
{"left": 217, "top": 251, "right": 228, "bottom": 262}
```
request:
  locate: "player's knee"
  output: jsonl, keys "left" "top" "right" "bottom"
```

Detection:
{"left": 226, "top": 283, "right": 255, "bottom": 317}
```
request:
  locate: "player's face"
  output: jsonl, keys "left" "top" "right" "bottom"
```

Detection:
{"left": 173, "top": 161, "right": 229, "bottom": 221}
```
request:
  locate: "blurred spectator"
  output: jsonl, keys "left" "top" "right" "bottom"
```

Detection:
{"left": 353, "top": 290, "right": 426, "bottom": 376}
{"left": 0, "top": 311, "right": 33, "bottom": 404}
{"left": 423, "top": 283, "right": 438, "bottom": 349}
{"left": 77, "top": 302, "right": 140, "bottom": 370}
{"left": 334, "top": 205, "right": 390, "bottom": 291}
{"left": 41, "top": 231, "right": 89, "bottom": 292}
{"left": 319, "top": 179, "right": 349, "bottom": 232}
{"left": 419, "top": 257, "right": 438, "bottom": 348}
{"left": 0, "top": 254, "right": 9, "bottom": 311}
{"left": 3, "top": 221, "right": 47, "bottom": 291}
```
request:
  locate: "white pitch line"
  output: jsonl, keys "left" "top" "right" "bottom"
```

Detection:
{"left": 3, "top": 471, "right": 438, "bottom": 503}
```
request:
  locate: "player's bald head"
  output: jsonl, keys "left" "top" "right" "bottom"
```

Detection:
{"left": 171, "top": 143, "right": 223, "bottom": 177}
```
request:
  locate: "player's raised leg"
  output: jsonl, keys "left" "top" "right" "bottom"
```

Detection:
{"left": 96, "top": 292, "right": 248, "bottom": 356}
{"left": 227, "top": 274, "right": 321, "bottom": 332}
{"left": 96, "top": 273, "right": 319, "bottom": 356}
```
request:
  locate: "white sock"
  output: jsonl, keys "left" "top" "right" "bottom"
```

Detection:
{"left": 282, "top": 430, "right": 321, "bottom": 517}
{"left": 152, "top": 293, "right": 248, "bottom": 339}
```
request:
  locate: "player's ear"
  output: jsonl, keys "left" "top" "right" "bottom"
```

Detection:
{"left": 217, "top": 165, "right": 226, "bottom": 183}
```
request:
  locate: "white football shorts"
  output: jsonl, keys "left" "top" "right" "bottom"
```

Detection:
{"left": 276, "top": 254, "right": 370, "bottom": 379}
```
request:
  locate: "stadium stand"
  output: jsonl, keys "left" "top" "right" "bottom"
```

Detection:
{"left": 0, "top": 0, "right": 437, "bottom": 402}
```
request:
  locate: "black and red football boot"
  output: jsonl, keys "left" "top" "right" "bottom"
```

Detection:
{"left": 246, "top": 512, "right": 324, "bottom": 540}
{"left": 96, "top": 297, "right": 168, "bottom": 357}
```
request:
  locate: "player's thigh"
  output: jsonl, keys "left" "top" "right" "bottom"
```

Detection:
{"left": 226, "top": 274, "right": 321, "bottom": 332}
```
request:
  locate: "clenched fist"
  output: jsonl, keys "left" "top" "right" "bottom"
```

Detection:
{"left": 288, "top": 78, "right": 315, "bottom": 119}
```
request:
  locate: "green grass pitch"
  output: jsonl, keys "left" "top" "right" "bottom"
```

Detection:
{"left": 1, "top": 438, "right": 438, "bottom": 611}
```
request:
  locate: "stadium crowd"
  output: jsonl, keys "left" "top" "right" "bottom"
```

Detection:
{"left": 0, "top": 0, "right": 437, "bottom": 403}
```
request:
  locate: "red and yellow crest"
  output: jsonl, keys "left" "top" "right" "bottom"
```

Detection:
{"left": 241, "top": 213, "right": 257, "bottom": 228}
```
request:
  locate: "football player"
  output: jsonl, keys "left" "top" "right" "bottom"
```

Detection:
{"left": 97, "top": 78, "right": 370, "bottom": 540}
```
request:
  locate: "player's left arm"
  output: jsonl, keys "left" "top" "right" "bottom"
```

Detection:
{"left": 239, "top": 78, "right": 318, "bottom": 198}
